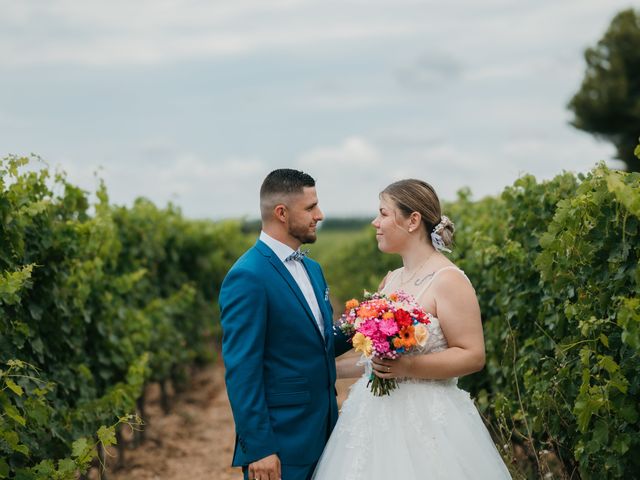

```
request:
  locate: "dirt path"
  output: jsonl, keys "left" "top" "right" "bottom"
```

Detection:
{"left": 104, "top": 361, "right": 240, "bottom": 480}
{"left": 101, "top": 359, "right": 357, "bottom": 480}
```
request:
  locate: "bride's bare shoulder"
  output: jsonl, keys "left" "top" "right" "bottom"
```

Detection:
{"left": 431, "top": 266, "right": 475, "bottom": 295}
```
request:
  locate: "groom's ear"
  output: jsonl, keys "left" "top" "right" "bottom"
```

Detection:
{"left": 274, "top": 204, "right": 288, "bottom": 223}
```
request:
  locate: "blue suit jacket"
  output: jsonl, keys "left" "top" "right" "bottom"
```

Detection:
{"left": 219, "top": 240, "right": 351, "bottom": 467}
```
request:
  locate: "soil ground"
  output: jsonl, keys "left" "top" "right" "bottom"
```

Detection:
{"left": 97, "top": 361, "right": 355, "bottom": 480}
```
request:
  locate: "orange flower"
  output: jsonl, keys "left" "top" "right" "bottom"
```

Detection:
{"left": 357, "top": 304, "right": 378, "bottom": 318}
{"left": 345, "top": 299, "right": 360, "bottom": 310}
{"left": 393, "top": 325, "right": 417, "bottom": 349}
{"left": 389, "top": 293, "right": 398, "bottom": 301}
{"left": 382, "top": 311, "right": 395, "bottom": 320}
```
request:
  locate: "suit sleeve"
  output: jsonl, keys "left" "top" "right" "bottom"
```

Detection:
{"left": 333, "top": 326, "right": 353, "bottom": 357}
{"left": 220, "top": 266, "right": 278, "bottom": 463}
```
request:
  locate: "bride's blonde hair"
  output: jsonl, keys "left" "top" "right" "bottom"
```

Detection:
{"left": 381, "top": 179, "right": 454, "bottom": 249}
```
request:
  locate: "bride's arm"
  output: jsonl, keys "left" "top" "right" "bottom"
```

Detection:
{"left": 336, "top": 350, "right": 365, "bottom": 379}
{"left": 372, "top": 270, "right": 485, "bottom": 380}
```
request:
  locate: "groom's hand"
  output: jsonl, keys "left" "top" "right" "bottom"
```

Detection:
{"left": 248, "top": 453, "right": 281, "bottom": 480}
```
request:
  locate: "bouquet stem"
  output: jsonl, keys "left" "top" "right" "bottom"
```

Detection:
{"left": 367, "top": 373, "right": 398, "bottom": 396}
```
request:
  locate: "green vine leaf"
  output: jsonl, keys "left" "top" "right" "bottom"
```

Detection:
{"left": 4, "top": 378, "right": 24, "bottom": 397}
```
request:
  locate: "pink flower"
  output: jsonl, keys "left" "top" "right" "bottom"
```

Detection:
{"left": 373, "top": 339, "right": 391, "bottom": 354}
{"left": 370, "top": 330, "right": 387, "bottom": 344}
{"left": 357, "top": 319, "right": 379, "bottom": 337}
{"left": 379, "top": 317, "right": 399, "bottom": 336}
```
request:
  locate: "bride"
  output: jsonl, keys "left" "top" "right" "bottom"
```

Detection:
{"left": 313, "top": 179, "right": 512, "bottom": 479}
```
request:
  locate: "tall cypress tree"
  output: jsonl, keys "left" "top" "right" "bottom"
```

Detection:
{"left": 568, "top": 9, "right": 640, "bottom": 172}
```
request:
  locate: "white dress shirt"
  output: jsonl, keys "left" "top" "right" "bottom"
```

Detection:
{"left": 259, "top": 231, "right": 324, "bottom": 338}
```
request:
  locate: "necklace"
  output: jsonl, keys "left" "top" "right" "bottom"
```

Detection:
{"left": 399, "top": 252, "right": 436, "bottom": 286}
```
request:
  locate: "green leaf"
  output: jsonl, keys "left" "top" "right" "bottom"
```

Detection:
{"left": 13, "top": 443, "right": 29, "bottom": 457}
{"left": 597, "top": 355, "right": 619, "bottom": 374}
{"left": 30, "top": 459, "right": 54, "bottom": 478}
{"left": 5, "top": 378, "right": 23, "bottom": 397}
{"left": 620, "top": 402, "right": 639, "bottom": 423}
{"left": 613, "top": 434, "right": 631, "bottom": 455}
{"left": 598, "top": 333, "right": 609, "bottom": 347}
{"left": 56, "top": 458, "right": 76, "bottom": 475}
{"left": 0, "top": 458, "right": 9, "bottom": 478}
{"left": 24, "top": 399, "right": 49, "bottom": 426}
{"left": 96, "top": 425, "right": 117, "bottom": 447}
{"left": 606, "top": 172, "right": 640, "bottom": 217}
{"left": 71, "top": 437, "right": 89, "bottom": 459}
{"left": 4, "top": 404, "right": 26, "bottom": 426}
{"left": 592, "top": 419, "right": 609, "bottom": 447}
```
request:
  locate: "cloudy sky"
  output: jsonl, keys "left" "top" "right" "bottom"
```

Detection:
{"left": 0, "top": 1, "right": 633, "bottom": 220}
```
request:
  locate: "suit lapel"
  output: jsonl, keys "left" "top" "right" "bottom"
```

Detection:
{"left": 255, "top": 241, "right": 325, "bottom": 343}
{"left": 302, "top": 258, "right": 333, "bottom": 344}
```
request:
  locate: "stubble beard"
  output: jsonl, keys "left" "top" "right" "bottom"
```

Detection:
{"left": 289, "top": 223, "right": 317, "bottom": 245}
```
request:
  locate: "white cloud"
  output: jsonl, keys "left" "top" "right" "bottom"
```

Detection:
{"left": 55, "top": 151, "right": 269, "bottom": 219}
{"left": 0, "top": 0, "right": 420, "bottom": 68}
{"left": 298, "top": 92, "right": 396, "bottom": 111}
{"left": 298, "top": 136, "right": 382, "bottom": 169}
{"left": 395, "top": 52, "right": 463, "bottom": 90}
{"left": 296, "top": 136, "right": 386, "bottom": 216}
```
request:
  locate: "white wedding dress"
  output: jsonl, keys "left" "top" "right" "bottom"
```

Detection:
{"left": 313, "top": 267, "right": 512, "bottom": 479}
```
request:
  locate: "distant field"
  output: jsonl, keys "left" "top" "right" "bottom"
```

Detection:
{"left": 238, "top": 224, "right": 371, "bottom": 270}
{"left": 307, "top": 227, "right": 370, "bottom": 265}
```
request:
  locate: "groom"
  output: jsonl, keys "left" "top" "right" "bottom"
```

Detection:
{"left": 219, "top": 168, "right": 351, "bottom": 480}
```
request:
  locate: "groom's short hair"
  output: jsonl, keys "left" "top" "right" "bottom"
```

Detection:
{"left": 260, "top": 169, "right": 315, "bottom": 220}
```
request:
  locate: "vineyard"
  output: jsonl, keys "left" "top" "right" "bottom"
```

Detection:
{"left": 0, "top": 155, "right": 249, "bottom": 478}
{"left": 2, "top": 154, "right": 640, "bottom": 479}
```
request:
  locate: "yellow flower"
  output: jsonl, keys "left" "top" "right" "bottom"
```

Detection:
{"left": 414, "top": 323, "right": 429, "bottom": 347}
{"left": 352, "top": 332, "right": 373, "bottom": 357}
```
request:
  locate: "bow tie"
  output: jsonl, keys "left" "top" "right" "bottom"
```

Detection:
{"left": 285, "top": 249, "right": 309, "bottom": 262}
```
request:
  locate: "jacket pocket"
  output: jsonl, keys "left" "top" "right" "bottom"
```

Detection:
{"left": 266, "top": 376, "right": 310, "bottom": 406}
{"left": 266, "top": 390, "right": 311, "bottom": 407}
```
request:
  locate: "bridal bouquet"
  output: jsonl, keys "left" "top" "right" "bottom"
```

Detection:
{"left": 336, "top": 291, "right": 432, "bottom": 396}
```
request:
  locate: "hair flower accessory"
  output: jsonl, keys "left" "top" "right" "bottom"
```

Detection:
{"left": 431, "top": 215, "right": 453, "bottom": 253}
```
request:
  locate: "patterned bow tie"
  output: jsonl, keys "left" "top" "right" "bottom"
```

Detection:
{"left": 285, "top": 249, "right": 309, "bottom": 262}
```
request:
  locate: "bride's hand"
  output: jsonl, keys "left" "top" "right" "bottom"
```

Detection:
{"left": 371, "top": 355, "right": 413, "bottom": 379}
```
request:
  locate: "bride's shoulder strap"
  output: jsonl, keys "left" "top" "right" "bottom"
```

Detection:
{"left": 416, "top": 266, "right": 470, "bottom": 298}
{"left": 379, "top": 268, "right": 401, "bottom": 292}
